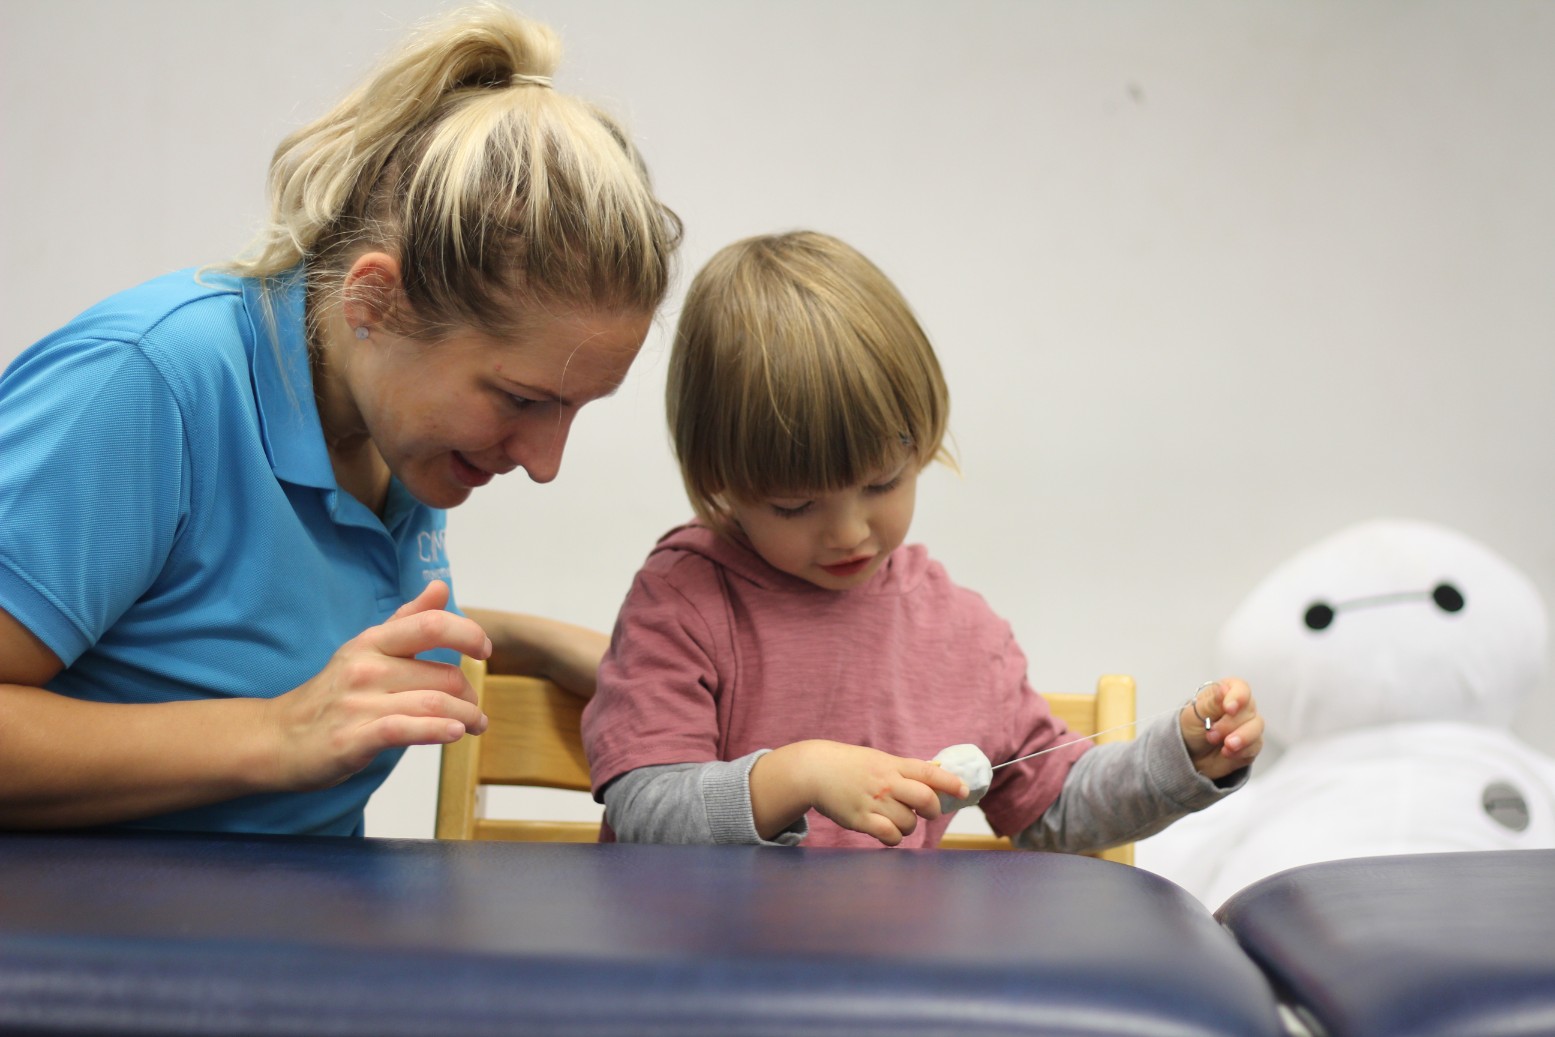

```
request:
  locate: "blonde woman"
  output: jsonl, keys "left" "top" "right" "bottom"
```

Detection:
{"left": 0, "top": 5, "right": 680, "bottom": 836}
{"left": 583, "top": 232, "right": 1261, "bottom": 849}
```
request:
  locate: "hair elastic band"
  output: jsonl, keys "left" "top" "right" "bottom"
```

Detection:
{"left": 1189, "top": 681, "right": 1217, "bottom": 730}
{"left": 510, "top": 73, "right": 553, "bottom": 88}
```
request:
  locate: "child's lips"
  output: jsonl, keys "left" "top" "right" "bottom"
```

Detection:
{"left": 821, "top": 556, "right": 872, "bottom": 577}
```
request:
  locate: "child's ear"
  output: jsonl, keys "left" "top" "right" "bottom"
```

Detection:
{"left": 341, "top": 251, "right": 405, "bottom": 331}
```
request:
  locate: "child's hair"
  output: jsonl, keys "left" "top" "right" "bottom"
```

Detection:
{"left": 223, "top": 3, "right": 681, "bottom": 338}
{"left": 668, "top": 230, "right": 952, "bottom": 532}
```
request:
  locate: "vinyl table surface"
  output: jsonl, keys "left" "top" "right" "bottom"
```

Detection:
{"left": 0, "top": 831, "right": 1283, "bottom": 1037}
{"left": 1217, "top": 849, "right": 1555, "bottom": 1037}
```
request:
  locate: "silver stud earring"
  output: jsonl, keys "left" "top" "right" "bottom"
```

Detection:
{"left": 354, "top": 326, "right": 370, "bottom": 341}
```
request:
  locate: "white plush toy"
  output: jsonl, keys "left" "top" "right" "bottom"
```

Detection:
{"left": 1136, "top": 518, "right": 1555, "bottom": 909}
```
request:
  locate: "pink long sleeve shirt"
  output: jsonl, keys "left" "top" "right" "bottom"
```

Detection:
{"left": 583, "top": 522, "right": 1089, "bottom": 848}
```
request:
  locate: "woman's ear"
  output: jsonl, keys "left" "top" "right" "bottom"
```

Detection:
{"left": 341, "top": 252, "right": 404, "bottom": 333}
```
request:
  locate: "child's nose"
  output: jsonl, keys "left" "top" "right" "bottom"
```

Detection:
{"left": 823, "top": 503, "right": 870, "bottom": 550}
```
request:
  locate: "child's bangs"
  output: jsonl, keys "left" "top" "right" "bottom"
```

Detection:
{"left": 721, "top": 312, "right": 922, "bottom": 501}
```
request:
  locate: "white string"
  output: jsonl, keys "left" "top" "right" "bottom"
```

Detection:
{"left": 989, "top": 703, "right": 1187, "bottom": 771}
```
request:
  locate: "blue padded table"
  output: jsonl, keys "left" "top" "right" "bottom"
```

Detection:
{"left": 0, "top": 831, "right": 1281, "bottom": 1037}
{"left": 1217, "top": 849, "right": 1555, "bottom": 1037}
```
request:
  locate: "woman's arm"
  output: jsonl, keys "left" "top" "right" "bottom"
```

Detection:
{"left": 0, "top": 582, "right": 490, "bottom": 830}
{"left": 463, "top": 607, "right": 608, "bottom": 698}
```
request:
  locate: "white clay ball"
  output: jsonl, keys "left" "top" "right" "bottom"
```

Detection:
{"left": 933, "top": 743, "right": 992, "bottom": 813}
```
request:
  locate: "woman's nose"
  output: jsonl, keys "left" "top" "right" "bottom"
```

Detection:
{"left": 505, "top": 410, "right": 575, "bottom": 484}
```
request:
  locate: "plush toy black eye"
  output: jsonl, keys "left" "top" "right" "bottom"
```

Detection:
{"left": 1433, "top": 583, "right": 1465, "bottom": 613}
{"left": 1304, "top": 603, "right": 1335, "bottom": 631}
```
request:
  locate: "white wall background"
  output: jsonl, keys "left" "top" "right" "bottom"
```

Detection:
{"left": 3, "top": 1, "right": 1551, "bottom": 840}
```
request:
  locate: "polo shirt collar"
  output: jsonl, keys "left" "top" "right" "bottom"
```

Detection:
{"left": 242, "top": 269, "right": 337, "bottom": 490}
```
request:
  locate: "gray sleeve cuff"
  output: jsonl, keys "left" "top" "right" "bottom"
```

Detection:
{"left": 1146, "top": 710, "right": 1252, "bottom": 810}
{"left": 602, "top": 751, "right": 808, "bottom": 846}
{"left": 701, "top": 749, "right": 808, "bottom": 846}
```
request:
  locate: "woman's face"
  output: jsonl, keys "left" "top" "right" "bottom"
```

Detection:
{"left": 348, "top": 307, "right": 652, "bottom": 509}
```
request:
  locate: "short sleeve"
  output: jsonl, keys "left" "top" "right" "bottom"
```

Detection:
{"left": 976, "top": 627, "right": 1092, "bottom": 838}
{"left": 582, "top": 568, "right": 726, "bottom": 797}
{"left": 0, "top": 337, "right": 186, "bottom": 663}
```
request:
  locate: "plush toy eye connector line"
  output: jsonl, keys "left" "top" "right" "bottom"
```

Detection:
{"left": 1304, "top": 583, "right": 1464, "bottom": 631}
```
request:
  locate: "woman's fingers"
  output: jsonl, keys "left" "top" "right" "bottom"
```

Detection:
{"left": 380, "top": 686, "right": 487, "bottom": 734}
{"left": 334, "top": 654, "right": 482, "bottom": 710}
{"left": 271, "top": 596, "right": 494, "bottom": 790}
{"left": 365, "top": 607, "right": 492, "bottom": 663}
{"left": 391, "top": 579, "right": 450, "bottom": 619}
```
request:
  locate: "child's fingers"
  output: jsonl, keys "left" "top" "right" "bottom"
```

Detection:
{"left": 1216, "top": 677, "right": 1252, "bottom": 717}
{"left": 905, "top": 758, "right": 969, "bottom": 800}
{"left": 1221, "top": 715, "right": 1265, "bottom": 758}
{"left": 854, "top": 801, "right": 916, "bottom": 845}
{"left": 869, "top": 822, "right": 906, "bottom": 847}
{"left": 893, "top": 775, "right": 946, "bottom": 820}
{"left": 879, "top": 796, "right": 922, "bottom": 836}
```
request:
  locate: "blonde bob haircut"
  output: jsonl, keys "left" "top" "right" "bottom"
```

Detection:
{"left": 224, "top": 3, "right": 681, "bottom": 338}
{"left": 668, "top": 231, "right": 953, "bottom": 533}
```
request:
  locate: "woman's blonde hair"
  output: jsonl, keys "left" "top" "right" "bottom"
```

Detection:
{"left": 668, "top": 231, "right": 953, "bottom": 532}
{"left": 225, "top": 3, "right": 680, "bottom": 336}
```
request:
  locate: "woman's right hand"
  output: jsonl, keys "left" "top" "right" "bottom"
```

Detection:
{"left": 266, "top": 580, "right": 491, "bottom": 791}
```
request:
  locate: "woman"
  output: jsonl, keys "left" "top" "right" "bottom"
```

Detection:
{"left": 0, "top": 5, "right": 681, "bottom": 836}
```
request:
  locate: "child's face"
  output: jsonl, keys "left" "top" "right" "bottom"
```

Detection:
{"left": 729, "top": 457, "right": 920, "bottom": 591}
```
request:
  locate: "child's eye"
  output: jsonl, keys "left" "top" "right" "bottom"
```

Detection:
{"left": 506, "top": 392, "right": 538, "bottom": 410}
{"left": 864, "top": 475, "right": 902, "bottom": 496}
{"left": 769, "top": 500, "right": 814, "bottom": 519}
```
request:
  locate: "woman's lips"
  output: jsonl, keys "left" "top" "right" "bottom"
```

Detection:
{"left": 821, "top": 556, "right": 872, "bottom": 577}
{"left": 451, "top": 452, "right": 495, "bottom": 488}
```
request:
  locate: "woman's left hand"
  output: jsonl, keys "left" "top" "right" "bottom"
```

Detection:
{"left": 1181, "top": 677, "right": 1264, "bottom": 780}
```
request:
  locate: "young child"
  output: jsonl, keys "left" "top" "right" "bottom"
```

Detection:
{"left": 581, "top": 231, "right": 1263, "bottom": 849}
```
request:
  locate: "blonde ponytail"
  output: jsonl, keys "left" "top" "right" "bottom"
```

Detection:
{"left": 226, "top": 3, "right": 679, "bottom": 332}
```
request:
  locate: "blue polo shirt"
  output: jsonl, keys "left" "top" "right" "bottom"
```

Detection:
{"left": 0, "top": 268, "right": 460, "bottom": 836}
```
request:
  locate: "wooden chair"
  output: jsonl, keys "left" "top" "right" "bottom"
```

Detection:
{"left": 437, "top": 658, "right": 1136, "bottom": 865}
{"left": 436, "top": 656, "right": 600, "bottom": 843}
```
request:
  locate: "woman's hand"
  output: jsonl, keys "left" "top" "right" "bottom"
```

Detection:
{"left": 266, "top": 580, "right": 491, "bottom": 791}
{"left": 1181, "top": 677, "right": 1264, "bottom": 781}
{"left": 750, "top": 740, "right": 969, "bottom": 846}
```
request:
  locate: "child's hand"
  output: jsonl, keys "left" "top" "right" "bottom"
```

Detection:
{"left": 1180, "top": 678, "right": 1264, "bottom": 781}
{"left": 750, "top": 740, "right": 968, "bottom": 846}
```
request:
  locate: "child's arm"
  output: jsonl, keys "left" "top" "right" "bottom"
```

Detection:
{"left": 1012, "top": 710, "right": 1243, "bottom": 853}
{"left": 1010, "top": 678, "right": 1262, "bottom": 854}
{"left": 603, "top": 745, "right": 968, "bottom": 847}
{"left": 749, "top": 740, "right": 968, "bottom": 846}
{"left": 603, "top": 755, "right": 809, "bottom": 845}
